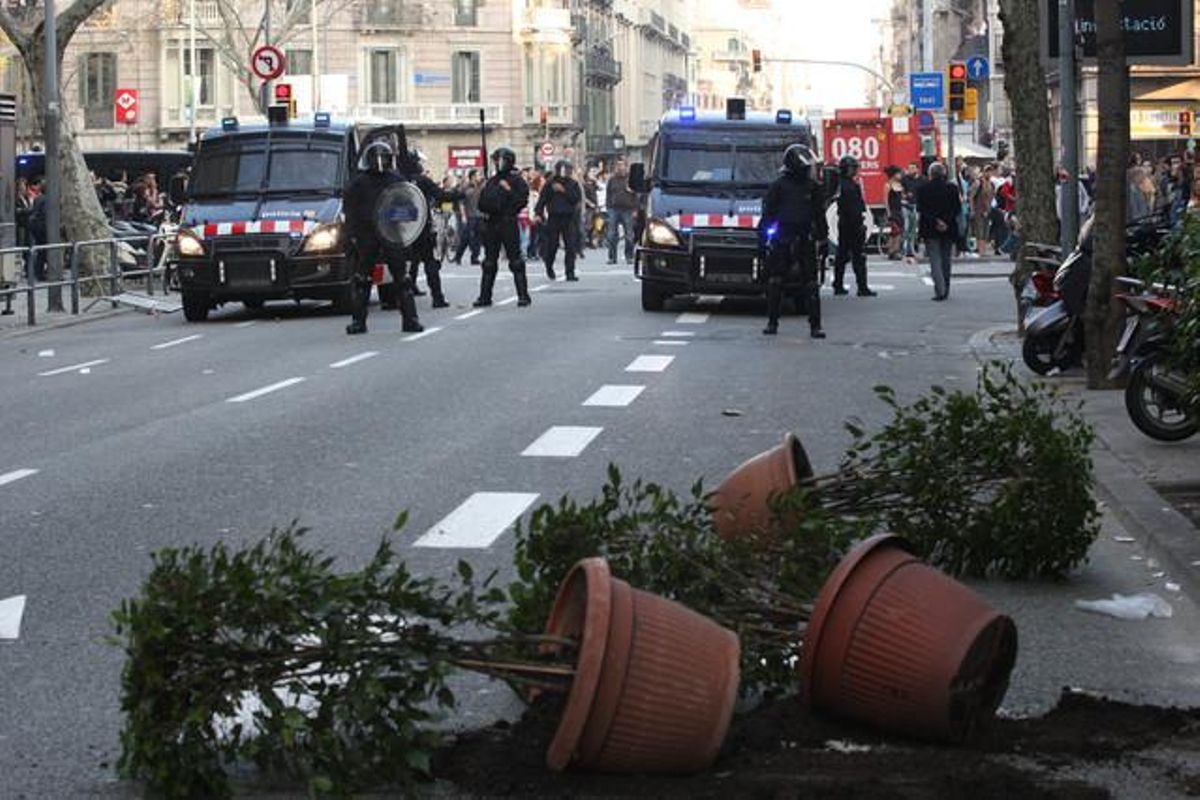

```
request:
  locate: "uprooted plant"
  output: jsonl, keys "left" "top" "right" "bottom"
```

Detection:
{"left": 112, "top": 519, "right": 575, "bottom": 799}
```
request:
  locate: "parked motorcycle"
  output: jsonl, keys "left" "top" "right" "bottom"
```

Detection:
{"left": 1110, "top": 276, "right": 1197, "bottom": 442}
{"left": 1022, "top": 212, "right": 1170, "bottom": 376}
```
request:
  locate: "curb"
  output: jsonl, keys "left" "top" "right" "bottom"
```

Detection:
{"left": 0, "top": 307, "right": 132, "bottom": 340}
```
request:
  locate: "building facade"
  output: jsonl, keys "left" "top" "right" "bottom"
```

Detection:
{"left": 0, "top": 0, "right": 696, "bottom": 176}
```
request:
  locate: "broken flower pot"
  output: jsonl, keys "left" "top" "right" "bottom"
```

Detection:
{"left": 543, "top": 557, "right": 740, "bottom": 774}
{"left": 799, "top": 534, "right": 1018, "bottom": 743}
{"left": 711, "top": 432, "right": 815, "bottom": 539}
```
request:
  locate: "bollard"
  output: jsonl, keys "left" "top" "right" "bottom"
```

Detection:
{"left": 109, "top": 239, "right": 119, "bottom": 306}
{"left": 69, "top": 243, "right": 80, "bottom": 315}
{"left": 24, "top": 244, "right": 35, "bottom": 326}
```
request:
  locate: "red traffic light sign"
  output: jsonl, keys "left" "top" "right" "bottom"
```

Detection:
{"left": 947, "top": 63, "right": 967, "bottom": 112}
{"left": 948, "top": 62, "right": 967, "bottom": 81}
{"left": 274, "top": 83, "right": 292, "bottom": 101}
{"left": 752, "top": 49, "right": 763, "bottom": 73}
{"left": 114, "top": 88, "right": 138, "bottom": 125}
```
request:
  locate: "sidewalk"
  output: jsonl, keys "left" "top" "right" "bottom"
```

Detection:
{"left": 0, "top": 292, "right": 131, "bottom": 339}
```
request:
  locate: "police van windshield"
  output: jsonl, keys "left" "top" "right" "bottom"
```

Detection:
{"left": 658, "top": 131, "right": 805, "bottom": 187}
{"left": 190, "top": 143, "right": 342, "bottom": 197}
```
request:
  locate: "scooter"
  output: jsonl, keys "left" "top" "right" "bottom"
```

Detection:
{"left": 1110, "top": 276, "right": 1197, "bottom": 442}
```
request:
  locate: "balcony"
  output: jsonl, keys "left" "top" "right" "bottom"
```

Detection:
{"left": 585, "top": 47, "right": 622, "bottom": 88}
{"left": 519, "top": 7, "right": 574, "bottom": 44}
{"left": 359, "top": 0, "right": 425, "bottom": 29}
{"left": 523, "top": 103, "right": 585, "bottom": 128}
{"left": 353, "top": 103, "right": 506, "bottom": 127}
{"left": 175, "top": 0, "right": 220, "bottom": 26}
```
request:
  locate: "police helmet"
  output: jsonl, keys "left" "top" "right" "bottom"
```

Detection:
{"left": 838, "top": 155, "right": 860, "bottom": 175}
{"left": 782, "top": 143, "right": 816, "bottom": 176}
{"left": 553, "top": 159, "right": 573, "bottom": 177}
{"left": 360, "top": 141, "right": 395, "bottom": 174}
{"left": 492, "top": 147, "right": 517, "bottom": 173}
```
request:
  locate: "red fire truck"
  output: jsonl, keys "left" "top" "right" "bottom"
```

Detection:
{"left": 821, "top": 108, "right": 941, "bottom": 224}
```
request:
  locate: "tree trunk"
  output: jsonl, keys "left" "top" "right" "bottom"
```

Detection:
{"left": 1084, "top": 0, "right": 1128, "bottom": 389}
{"left": 998, "top": 0, "right": 1059, "bottom": 332}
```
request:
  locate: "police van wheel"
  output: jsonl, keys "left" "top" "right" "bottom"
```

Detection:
{"left": 243, "top": 298, "right": 265, "bottom": 312}
{"left": 182, "top": 292, "right": 210, "bottom": 322}
{"left": 641, "top": 282, "right": 668, "bottom": 312}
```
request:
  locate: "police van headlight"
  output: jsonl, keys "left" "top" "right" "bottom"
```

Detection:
{"left": 302, "top": 223, "right": 342, "bottom": 254}
{"left": 176, "top": 230, "right": 205, "bottom": 257}
{"left": 645, "top": 218, "right": 685, "bottom": 249}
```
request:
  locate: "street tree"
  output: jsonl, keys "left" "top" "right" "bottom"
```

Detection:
{"left": 997, "top": 0, "right": 1058, "bottom": 330}
{"left": 0, "top": 0, "right": 115, "bottom": 289}
{"left": 1084, "top": 0, "right": 1128, "bottom": 389}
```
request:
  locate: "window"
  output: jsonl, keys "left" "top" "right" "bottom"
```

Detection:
{"left": 452, "top": 51, "right": 480, "bottom": 103}
{"left": 287, "top": 49, "right": 313, "bottom": 76}
{"left": 454, "top": 0, "right": 477, "bottom": 26}
{"left": 79, "top": 52, "right": 117, "bottom": 129}
{"left": 365, "top": 0, "right": 410, "bottom": 25}
{"left": 184, "top": 47, "right": 215, "bottom": 106}
{"left": 366, "top": 48, "right": 404, "bottom": 104}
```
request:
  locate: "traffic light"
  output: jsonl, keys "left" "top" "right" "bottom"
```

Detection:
{"left": 751, "top": 49, "right": 762, "bottom": 73}
{"left": 947, "top": 62, "right": 967, "bottom": 113}
{"left": 274, "top": 83, "right": 296, "bottom": 118}
{"left": 1181, "top": 111, "right": 1193, "bottom": 137}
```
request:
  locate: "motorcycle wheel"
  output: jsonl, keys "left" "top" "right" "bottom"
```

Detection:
{"left": 1124, "top": 356, "right": 1199, "bottom": 442}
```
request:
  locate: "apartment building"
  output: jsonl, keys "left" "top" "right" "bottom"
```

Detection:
{"left": 0, "top": 0, "right": 695, "bottom": 176}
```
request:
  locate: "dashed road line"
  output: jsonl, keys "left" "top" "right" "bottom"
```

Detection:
{"left": 37, "top": 359, "right": 110, "bottom": 377}
{"left": 626, "top": 355, "right": 675, "bottom": 373}
{"left": 0, "top": 468, "right": 38, "bottom": 487}
{"left": 583, "top": 385, "right": 645, "bottom": 408}
{"left": 532, "top": 284, "right": 551, "bottom": 293}
{"left": 151, "top": 334, "right": 204, "bottom": 351}
{"left": 0, "top": 595, "right": 26, "bottom": 640}
{"left": 455, "top": 309, "right": 486, "bottom": 320}
{"left": 922, "top": 277, "right": 936, "bottom": 287}
{"left": 403, "top": 326, "right": 444, "bottom": 342}
{"left": 653, "top": 340, "right": 689, "bottom": 347}
{"left": 413, "top": 492, "right": 540, "bottom": 549}
{"left": 227, "top": 377, "right": 307, "bottom": 404}
{"left": 521, "top": 426, "right": 604, "bottom": 458}
{"left": 675, "top": 312, "right": 710, "bottom": 324}
{"left": 661, "top": 331, "right": 695, "bottom": 338}
{"left": 330, "top": 351, "right": 379, "bottom": 369}
{"left": 234, "top": 321, "right": 257, "bottom": 328}
{"left": 495, "top": 296, "right": 520, "bottom": 306}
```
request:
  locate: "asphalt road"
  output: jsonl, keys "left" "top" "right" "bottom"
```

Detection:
{"left": 2, "top": 257, "right": 1199, "bottom": 798}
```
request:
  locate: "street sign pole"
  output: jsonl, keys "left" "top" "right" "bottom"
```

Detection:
{"left": 1059, "top": 0, "right": 1080, "bottom": 251}
{"left": 261, "top": 0, "right": 272, "bottom": 111}
{"left": 43, "top": 0, "right": 63, "bottom": 310}
{"left": 948, "top": 112, "right": 956, "bottom": 184}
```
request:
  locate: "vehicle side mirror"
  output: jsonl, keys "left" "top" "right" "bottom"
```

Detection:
{"left": 168, "top": 174, "right": 188, "bottom": 206}
{"left": 628, "top": 162, "right": 647, "bottom": 193}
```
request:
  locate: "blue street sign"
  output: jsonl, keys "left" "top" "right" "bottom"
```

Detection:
{"left": 966, "top": 56, "right": 990, "bottom": 81}
{"left": 909, "top": 72, "right": 944, "bottom": 110}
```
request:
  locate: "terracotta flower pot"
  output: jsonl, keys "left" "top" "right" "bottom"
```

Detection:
{"left": 544, "top": 557, "right": 740, "bottom": 774}
{"left": 799, "top": 534, "right": 1018, "bottom": 743}
{"left": 711, "top": 432, "right": 815, "bottom": 539}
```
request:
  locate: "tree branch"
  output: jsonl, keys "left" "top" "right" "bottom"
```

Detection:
{"left": 55, "top": 0, "right": 115, "bottom": 62}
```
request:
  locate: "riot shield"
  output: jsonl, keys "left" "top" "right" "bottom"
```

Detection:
{"left": 374, "top": 181, "right": 429, "bottom": 249}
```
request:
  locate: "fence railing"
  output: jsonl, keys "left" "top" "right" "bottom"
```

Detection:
{"left": 0, "top": 234, "right": 175, "bottom": 328}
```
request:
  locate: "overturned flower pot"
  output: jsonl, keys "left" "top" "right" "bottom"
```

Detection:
{"left": 799, "top": 534, "right": 1018, "bottom": 743}
{"left": 543, "top": 557, "right": 740, "bottom": 774}
{"left": 711, "top": 432, "right": 815, "bottom": 539}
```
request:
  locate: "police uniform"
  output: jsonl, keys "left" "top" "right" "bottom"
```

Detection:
{"left": 474, "top": 148, "right": 532, "bottom": 307}
{"left": 399, "top": 154, "right": 461, "bottom": 309}
{"left": 342, "top": 143, "right": 423, "bottom": 335}
{"left": 535, "top": 161, "right": 583, "bottom": 282}
{"left": 833, "top": 156, "right": 877, "bottom": 297}
{"left": 760, "top": 144, "right": 828, "bottom": 338}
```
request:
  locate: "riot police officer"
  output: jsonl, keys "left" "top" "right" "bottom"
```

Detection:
{"left": 342, "top": 141, "right": 423, "bottom": 335}
{"left": 399, "top": 149, "right": 460, "bottom": 309}
{"left": 760, "top": 143, "right": 828, "bottom": 339}
{"left": 535, "top": 159, "right": 583, "bottom": 282}
{"left": 833, "top": 155, "right": 877, "bottom": 297}
{"left": 474, "top": 147, "right": 532, "bottom": 307}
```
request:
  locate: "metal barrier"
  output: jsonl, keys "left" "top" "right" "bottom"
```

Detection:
{"left": 0, "top": 231, "right": 175, "bottom": 327}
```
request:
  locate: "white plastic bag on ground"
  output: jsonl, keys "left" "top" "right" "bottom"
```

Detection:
{"left": 1074, "top": 593, "right": 1173, "bottom": 620}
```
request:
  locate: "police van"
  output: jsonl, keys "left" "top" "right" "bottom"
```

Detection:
{"left": 173, "top": 112, "right": 405, "bottom": 321}
{"left": 629, "top": 103, "right": 822, "bottom": 311}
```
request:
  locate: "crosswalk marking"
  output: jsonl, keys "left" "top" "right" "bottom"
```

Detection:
{"left": 626, "top": 355, "right": 674, "bottom": 373}
{"left": 413, "top": 492, "right": 540, "bottom": 549}
{"left": 583, "top": 385, "right": 645, "bottom": 407}
{"left": 0, "top": 595, "right": 27, "bottom": 640}
{"left": 661, "top": 331, "right": 695, "bottom": 338}
{"left": 521, "top": 426, "right": 604, "bottom": 458}
{"left": 675, "top": 312, "right": 710, "bottom": 324}
{"left": 653, "top": 340, "right": 689, "bottom": 347}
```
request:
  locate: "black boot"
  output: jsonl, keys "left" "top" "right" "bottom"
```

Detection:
{"left": 346, "top": 321, "right": 367, "bottom": 335}
{"left": 853, "top": 262, "right": 876, "bottom": 296}
{"left": 427, "top": 266, "right": 449, "bottom": 308}
{"left": 399, "top": 281, "right": 424, "bottom": 333}
{"left": 514, "top": 267, "right": 532, "bottom": 307}
{"left": 763, "top": 280, "right": 781, "bottom": 335}
{"left": 473, "top": 269, "right": 496, "bottom": 307}
{"left": 545, "top": 262, "right": 556, "bottom": 281}
{"left": 832, "top": 261, "right": 848, "bottom": 294}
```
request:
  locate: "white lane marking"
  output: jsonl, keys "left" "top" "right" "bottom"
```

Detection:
{"left": 455, "top": 309, "right": 486, "bottom": 320}
{"left": 37, "top": 349, "right": 54, "bottom": 357}
{"left": 330, "top": 351, "right": 379, "bottom": 369}
{"left": 957, "top": 277, "right": 1011, "bottom": 284}
{"left": 403, "top": 326, "right": 443, "bottom": 342}
{"left": 922, "top": 277, "right": 936, "bottom": 287}
{"left": 871, "top": 271, "right": 914, "bottom": 278}
{"left": 38, "top": 359, "right": 109, "bottom": 377}
{"left": 0, "top": 468, "right": 39, "bottom": 487}
{"left": 626, "top": 355, "right": 675, "bottom": 373}
{"left": 675, "top": 312, "right": 710, "bottom": 324}
{"left": 234, "top": 320, "right": 257, "bottom": 328}
{"left": 583, "top": 385, "right": 645, "bottom": 408}
{"left": 532, "top": 284, "right": 551, "bottom": 293}
{"left": 653, "top": 340, "right": 689, "bottom": 347}
{"left": 661, "top": 331, "right": 695, "bottom": 338}
{"left": 496, "top": 295, "right": 520, "bottom": 306}
{"left": 227, "top": 377, "right": 307, "bottom": 404}
{"left": 413, "top": 492, "right": 541, "bottom": 549}
{"left": 0, "top": 595, "right": 26, "bottom": 640}
{"left": 873, "top": 284, "right": 896, "bottom": 291}
{"left": 151, "top": 334, "right": 204, "bottom": 351}
{"left": 521, "top": 426, "right": 604, "bottom": 458}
